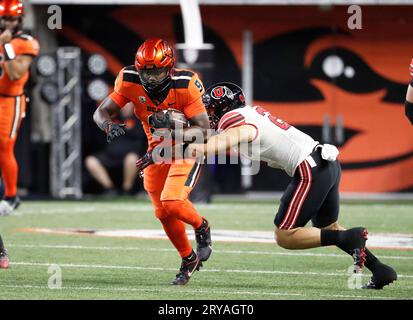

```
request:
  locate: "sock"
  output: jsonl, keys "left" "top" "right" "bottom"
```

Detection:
{"left": 364, "top": 248, "right": 381, "bottom": 272}
{"left": 320, "top": 229, "right": 340, "bottom": 246}
{"left": 321, "top": 230, "right": 381, "bottom": 273}
{"left": 5, "top": 196, "right": 16, "bottom": 202}
{"left": 0, "top": 235, "right": 5, "bottom": 252}
{"left": 0, "top": 139, "right": 18, "bottom": 197}
{"left": 162, "top": 199, "right": 203, "bottom": 229}
{"left": 159, "top": 215, "right": 193, "bottom": 258}
{"left": 196, "top": 218, "right": 207, "bottom": 231}
{"left": 183, "top": 250, "right": 196, "bottom": 262}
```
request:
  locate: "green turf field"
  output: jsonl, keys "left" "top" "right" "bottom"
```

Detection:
{"left": 0, "top": 199, "right": 412, "bottom": 300}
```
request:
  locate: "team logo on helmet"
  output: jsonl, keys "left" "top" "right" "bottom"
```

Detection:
{"left": 211, "top": 86, "right": 234, "bottom": 100}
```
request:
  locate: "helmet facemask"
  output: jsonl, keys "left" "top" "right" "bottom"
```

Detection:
{"left": 137, "top": 66, "right": 172, "bottom": 94}
{"left": 0, "top": 16, "right": 22, "bottom": 35}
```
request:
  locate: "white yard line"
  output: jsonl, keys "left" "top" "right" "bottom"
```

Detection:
{"left": 0, "top": 284, "right": 408, "bottom": 300}
{"left": 10, "top": 261, "right": 413, "bottom": 278}
{"left": 8, "top": 243, "right": 413, "bottom": 260}
{"left": 17, "top": 228, "right": 413, "bottom": 249}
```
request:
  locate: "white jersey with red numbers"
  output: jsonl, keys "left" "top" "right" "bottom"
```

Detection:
{"left": 217, "top": 105, "right": 319, "bottom": 177}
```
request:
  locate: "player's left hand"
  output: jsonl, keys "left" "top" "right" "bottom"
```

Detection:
{"left": 0, "top": 29, "right": 12, "bottom": 45}
{"left": 136, "top": 150, "right": 154, "bottom": 178}
{"left": 186, "top": 143, "right": 206, "bottom": 158}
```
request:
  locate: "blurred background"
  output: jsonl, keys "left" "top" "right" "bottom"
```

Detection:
{"left": 9, "top": 0, "right": 413, "bottom": 201}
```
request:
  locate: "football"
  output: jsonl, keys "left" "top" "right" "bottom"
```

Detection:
{"left": 149, "top": 108, "right": 190, "bottom": 129}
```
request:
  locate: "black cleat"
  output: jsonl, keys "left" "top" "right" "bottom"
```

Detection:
{"left": 195, "top": 218, "right": 212, "bottom": 262}
{"left": 362, "top": 263, "right": 397, "bottom": 290}
{"left": 171, "top": 251, "right": 202, "bottom": 285}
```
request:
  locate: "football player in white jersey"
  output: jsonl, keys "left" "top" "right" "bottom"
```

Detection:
{"left": 188, "top": 82, "right": 397, "bottom": 290}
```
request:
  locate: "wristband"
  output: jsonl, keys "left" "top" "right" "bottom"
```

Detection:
{"left": 3, "top": 43, "right": 16, "bottom": 61}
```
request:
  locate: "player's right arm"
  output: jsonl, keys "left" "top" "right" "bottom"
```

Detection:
{"left": 405, "top": 59, "right": 413, "bottom": 125}
{"left": 93, "top": 68, "right": 130, "bottom": 142}
{"left": 93, "top": 96, "right": 122, "bottom": 131}
{"left": 0, "top": 30, "right": 39, "bottom": 81}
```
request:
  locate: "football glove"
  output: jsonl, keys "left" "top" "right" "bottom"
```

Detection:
{"left": 136, "top": 150, "right": 154, "bottom": 178}
{"left": 104, "top": 121, "right": 126, "bottom": 143}
{"left": 148, "top": 110, "right": 172, "bottom": 129}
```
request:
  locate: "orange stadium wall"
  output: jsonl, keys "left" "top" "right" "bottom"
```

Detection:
{"left": 56, "top": 5, "right": 413, "bottom": 193}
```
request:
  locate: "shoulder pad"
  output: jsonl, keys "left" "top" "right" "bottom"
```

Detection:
{"left": 15, "top": 33, "right": 35, "bottom": 41}
{"left": 122, "top": 65, "right": 141, "bottom": 85}
{"left": 172, "top": 70, "right": 195, "bottom": 89}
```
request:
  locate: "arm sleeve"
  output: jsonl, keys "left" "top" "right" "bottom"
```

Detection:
{"left": 183, "top": 74, "right": 207, "bottom": 119}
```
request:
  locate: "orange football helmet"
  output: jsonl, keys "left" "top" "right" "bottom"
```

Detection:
{"left": 135, "top": 38, "right": 175, "bottom": 95}
{"left": 0, "top": 0, "right": 24, "bottom": 16}
{"left": 135, "top": 38, "right": 175, "bottom": 70}
{"left": 0, "top": 0, "right": 24, "bottom": 34}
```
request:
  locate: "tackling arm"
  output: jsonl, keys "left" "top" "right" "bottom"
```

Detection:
{"left": 188, "top": 125, "right": 257, "bottom": 158}
{"left": 181, "top": 112, "right": 211, "bottom": 143}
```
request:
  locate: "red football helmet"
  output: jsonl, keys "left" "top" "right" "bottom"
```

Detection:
{"left": 135, "top": 38, "right": 175, "bottom": 95}
{"left": 0, "top": 0, "right": 24, "bottom": 17}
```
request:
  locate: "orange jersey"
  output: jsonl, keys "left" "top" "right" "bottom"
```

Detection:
{"left": 109, "top": 66, "right": 207, "bottom": 149}
{"left": 0, "top": 33, "right": 40, "bottom": 96}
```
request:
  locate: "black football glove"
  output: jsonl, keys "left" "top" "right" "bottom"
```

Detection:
{"left": 136, "top": 150, "right": 154, "bottom": 178}
{"left": 148, "top": 110, "right": 172, "bottom": 129}
{"left": 104, "top": 121, "right": 126, "bottom": 143}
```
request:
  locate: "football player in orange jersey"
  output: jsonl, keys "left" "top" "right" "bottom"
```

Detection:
{"left": 0, "top": 0, "right": 39, "bottom": 268}
{"left": 94, "top": 38, "right": 212, "bottom": 285}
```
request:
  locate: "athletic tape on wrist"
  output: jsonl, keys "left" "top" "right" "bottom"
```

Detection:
{"left": 3, "top": 43, "right": 16, "bottom": 61}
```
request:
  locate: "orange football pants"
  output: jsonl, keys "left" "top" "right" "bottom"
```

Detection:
{"left": 0, "top": 96, "right": 26, "bottom": 198}
{"left": 143, "top": 159, "right": 204, "bottom": 258}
